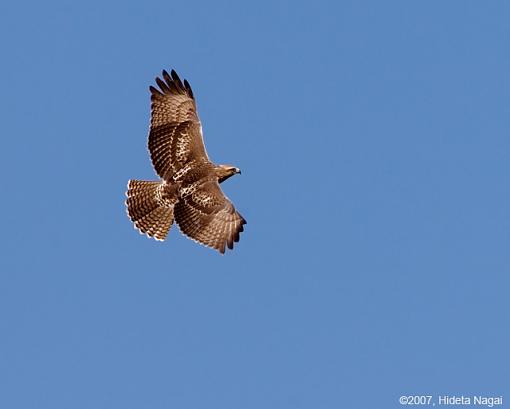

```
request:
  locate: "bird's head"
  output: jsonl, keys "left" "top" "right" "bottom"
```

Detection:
{"left": 216, "top": 164, "right": 241, "bottom": 183}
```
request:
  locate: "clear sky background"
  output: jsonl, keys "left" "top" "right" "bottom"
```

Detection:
{"left": 0, "top": 1, "right": 509, "bottom": 408}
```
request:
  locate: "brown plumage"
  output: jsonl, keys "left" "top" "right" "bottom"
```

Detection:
{"left": 125, "top": 69, "right": 246, "bottom": 253}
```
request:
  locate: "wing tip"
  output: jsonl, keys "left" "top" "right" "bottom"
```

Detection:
{"left": 183, "top": 79, "right": 194, "bottom": 99}
{"left": 149, "top": 85, "right": 163, "bottom": 98}
{"left": 152, "top": 68, "right": 194, "bottom": 99}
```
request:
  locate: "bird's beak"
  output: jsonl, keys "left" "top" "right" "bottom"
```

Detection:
{"left": 236, "top": 168, "right": 241, "bottom": 175}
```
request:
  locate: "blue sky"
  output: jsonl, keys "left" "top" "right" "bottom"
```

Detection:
{"left": 0, "top": 1, "right": 509, "bottom": 408}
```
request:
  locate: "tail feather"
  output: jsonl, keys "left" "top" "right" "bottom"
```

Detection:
{"left": 140, "top": 206, "right": 173, "bottom": 239}
{"left": 125, "top": 180, "right": 174, "bottom": 241}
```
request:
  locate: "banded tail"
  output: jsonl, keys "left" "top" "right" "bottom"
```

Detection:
{"left": 125, "top": 180, "right": 175, "bottom": 241}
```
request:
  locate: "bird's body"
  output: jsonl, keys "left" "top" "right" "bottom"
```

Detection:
{"left": 126, "top": 69, "right": 246, "bottom": 253}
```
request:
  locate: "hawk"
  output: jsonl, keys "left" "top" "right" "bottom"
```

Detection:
{"left": 125, "top": 69, "right": 246, "bottom": 253}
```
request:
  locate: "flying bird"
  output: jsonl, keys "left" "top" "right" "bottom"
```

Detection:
{"left": 125, "top": 69, "right": 246, "bottom": 253}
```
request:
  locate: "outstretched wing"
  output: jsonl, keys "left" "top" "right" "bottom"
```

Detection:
{"left": 148, "top": 69, "right": 210, "bottom": 181}
{"left": 174, "top": 180, "right": 246, "bottom": 254}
